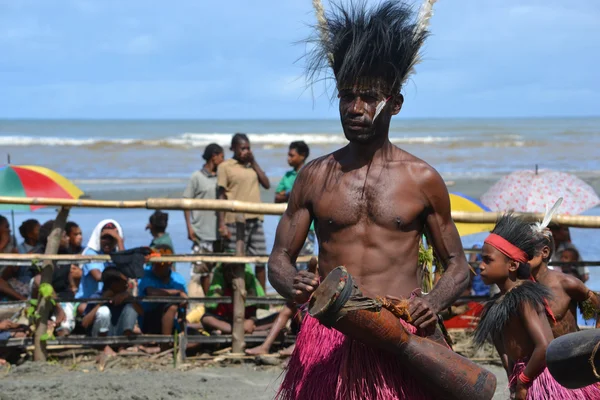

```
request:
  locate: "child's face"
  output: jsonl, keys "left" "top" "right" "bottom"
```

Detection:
{"left": 59, "top": 231, "right": 70, "bottom": 249}
{"left": 30, "top": 224, "right": 40, "bottom": 242}
{"left": 479, "top": 243, "right": 514, "bottom": 285}
{"left": 68, "top": 227, "right": 82, "bottom": 247}
{"left": 560, "top": 250, "right": 577, "bottom": 263}
{"left": 0, "top": 220, "right": 10, "bottom": 236}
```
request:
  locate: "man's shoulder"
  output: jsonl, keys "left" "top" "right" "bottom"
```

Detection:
{"left": 171, "top": 271, "right": 187, "bottom": 285}
{"left": 301, "top": 153, "right": 338, "bottom": 174}
{"left": 219, "top": 159, "right": 238, "bottom": 169}
{"left": 82, "top": 248, "right": 99, "bottom": 256}
{"left": 396, "top": 151, "right": 444, "bottom": 188}
{"left": 283, "top": 169, "right": 297, "bottom": 178}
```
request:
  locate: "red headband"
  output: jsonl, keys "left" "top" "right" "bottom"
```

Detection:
{"left": 484, "top": 233, "right": 529, "bottom": 264}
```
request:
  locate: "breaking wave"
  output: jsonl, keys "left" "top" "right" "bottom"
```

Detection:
{"left": 0, "top": 132, "right": 528, "bottom": 149}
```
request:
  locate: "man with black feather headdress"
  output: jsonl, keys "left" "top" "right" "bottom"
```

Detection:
{"left": 268, "top": 1, "right": 471, "bottom": 399}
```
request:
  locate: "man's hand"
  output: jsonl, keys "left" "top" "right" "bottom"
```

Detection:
{"left": 103, "top": 228, "right": 121, "bottom": 240}
{"left": 514, "top": 382, "right": 528, "bottom": 400}
{"left": 0, "top": 320, "right": 19, "bottom": 330}
{"left": 407, "top": 290, "right": 438, "bottom": 332}
{"left": 219, "top": 225, "right": 231, "bottom": 240}
{"left": 293, "top": 258, "right": 319, "bottom": 304}
{"left": 178, "top": 291, "right": 188, "bottom": 307}
{"left": 247, "top": 150, "right": 255, "bottom": 165}
{"left": 187, "top": 227, "right": 196, "bottom": 242}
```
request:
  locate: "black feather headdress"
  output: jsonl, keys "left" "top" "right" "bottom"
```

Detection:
{"left": 307, "top": 0, "right": 436, "bottom": 96}
{"left": 473, "top": 280, "right": 552, "bottom": 347}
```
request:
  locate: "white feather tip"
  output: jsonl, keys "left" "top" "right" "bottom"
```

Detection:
{"left": 533, "top": 197, "right": 563, "bottom": 232}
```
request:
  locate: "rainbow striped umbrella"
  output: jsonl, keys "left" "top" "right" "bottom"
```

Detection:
{"left": 0, "top": 165, "right": 83, "bottom": 211}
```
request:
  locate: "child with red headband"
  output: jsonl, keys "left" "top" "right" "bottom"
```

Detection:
{"left": 473, "top": 213, "right": 593, "bottom": 400}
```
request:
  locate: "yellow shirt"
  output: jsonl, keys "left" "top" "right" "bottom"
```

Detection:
{"left": 217, "top": 158, "right": 263, "bottom": 223}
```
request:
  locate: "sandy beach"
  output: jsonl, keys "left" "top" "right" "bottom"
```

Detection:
{"left": 0, "top": 361, "right": 510, "bottom": 400}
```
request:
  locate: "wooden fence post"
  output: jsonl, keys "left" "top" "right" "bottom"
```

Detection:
{"left": 231, "top": 214, "right": 246, "bottom": 354}
{"left": 34, "top": 206, "right": 70, "bottom": 361}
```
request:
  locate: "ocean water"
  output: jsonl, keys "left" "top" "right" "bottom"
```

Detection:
{"left": 2, "top": 118, "right": 600, "bottom": 323}
{"left": 2, "top": 118, "right": 600, "bottom": 185}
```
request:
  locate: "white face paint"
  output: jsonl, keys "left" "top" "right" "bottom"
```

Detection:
{"left": 373, "top": 98, "right": 388, "bottom": 121}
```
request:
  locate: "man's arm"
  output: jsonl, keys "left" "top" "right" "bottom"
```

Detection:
{"left": 89, "top": 268, "right": 103, "bottom": 282}
{"left": 183, "top": 176, "right": 198, "bottom": 242}
{"left": 268, "top": 169, "right": 313, "bottom": 301}
{"left": 217, "top": 187, "right": 231, "bottom": 239}
{"left": 0, "top": 277, "right": 26, "bottom": 300}
{"left": 249, "top": 153, "right": 270, "bottom": 189}
{"left": 413, "top": 166, "right": 470, "bottom": 327}
{"left": 274, "top": 177, "right": 288, "bottom": 203}
{"left": 145, "top": 287, "right": 185, "bottom": 297}
{"left": 563, "top": 275, "right": 600, "bottom": 328}
{"left": 184, "top": 211, "right": 195, "bottom": 242}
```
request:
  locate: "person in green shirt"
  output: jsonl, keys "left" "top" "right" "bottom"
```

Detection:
{"left": 246, "top": 141, "right": 315, "bottom": 356}
{"left": 147, "top": 210, "right": 175, "bottom": 254}
{"left": 275, "top": 141, "right": 315, "bottom": 255}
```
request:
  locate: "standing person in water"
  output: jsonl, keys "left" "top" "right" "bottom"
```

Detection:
{"left": 269, "top": 2, "right": 470, "bottom": 398}
{"left": 474, "top": 214, "right": 597, "bottom": 399}
{"left": 528, "top": 200, "right": 600, "bottom": 337}
{"left": 218, "top": 133, "right": 270, "bottom": 290}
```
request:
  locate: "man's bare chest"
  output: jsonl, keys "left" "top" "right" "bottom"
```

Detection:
{"left": 311, "top": 175, "right": 426, "bottom": 231}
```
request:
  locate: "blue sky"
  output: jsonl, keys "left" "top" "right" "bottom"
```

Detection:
{"left": 0, "top": 0, "right": 598, "bottom": 119}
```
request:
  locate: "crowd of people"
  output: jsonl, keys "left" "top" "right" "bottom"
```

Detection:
{"left": 1, "top": 1, "right": 599, "bottom": 397}
{"left": 0, "top": 135, "right": 314, "bottom": 359}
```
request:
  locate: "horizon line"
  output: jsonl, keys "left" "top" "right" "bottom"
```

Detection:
{"left": 1, "top": 115, "right": 599, "bottom": 122}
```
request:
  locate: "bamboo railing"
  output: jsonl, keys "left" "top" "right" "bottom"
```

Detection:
{"left": 1, "top": 195, "right": 599, "bottom": 362}
{"left": 1, "top": 196, "right": 600, "bottom": 227}
{"left": 0, "top": 253, "right": 313, "bottom": 264}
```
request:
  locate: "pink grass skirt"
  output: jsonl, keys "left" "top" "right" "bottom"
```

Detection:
{"left": 276, "top": 315, "right": 433, "bottom": 400}
{"left": 510, "top": 359, "right": 600, "bottom": 399}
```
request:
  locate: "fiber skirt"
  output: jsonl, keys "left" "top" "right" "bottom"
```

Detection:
{"left": 510, "top": 359, "right": 600, "bottom": 399}
{"left": 276, "top": 315, "right": 433, "bottom": 400}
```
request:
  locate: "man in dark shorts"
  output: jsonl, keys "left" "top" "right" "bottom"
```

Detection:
{"left": 184, "top": 143, "right": 225, "bottom": 294}
{"left": 268, "top": 2, "right": 470, "bottom": 399}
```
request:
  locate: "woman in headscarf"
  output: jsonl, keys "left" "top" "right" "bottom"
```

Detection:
{"left": 75, "top": 220, "right": 124, "bottom": 315}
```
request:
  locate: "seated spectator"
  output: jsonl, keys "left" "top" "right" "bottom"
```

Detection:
{"left": 0, "top": 319, "right": 29, "bottom": 365}
{"left": 17, "top": 219, "right": 40, "bottom": 254}
{"left": 550, "top": 224, "right": 589, "bottom": 282}
{"left": 0, "top": 215, "right": 27, "bottom": 301}
{"left": 468, "top": 243, "right": 491, "bottom": 296}
{"left": 0, "top": 216, "right": 29, "bottom": 301}
{"left": 147, "top": 210, "right": 174, "bottom": 251}
{"left": 32, "top": 220, "right": 77, "bottom": 336}
{"left": 138, "top": 245, "right": 187, "bottom": 338}
{"left": 65, "top": 221, "right": 84, "bottom": 254}
{"left": 81, "top": 267, "right": 141, "bottom": 338}
{"left": 77, "top": 220, "right": 125, "bottom": 300}
{"left": 560, "top": 247, "right": 584, "bottom": 281}
{"left": 0, "top": 215, "right": 16, "bottom": 254}
{"left": 201, "top": 263, "right": 265, "bottom": 334}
